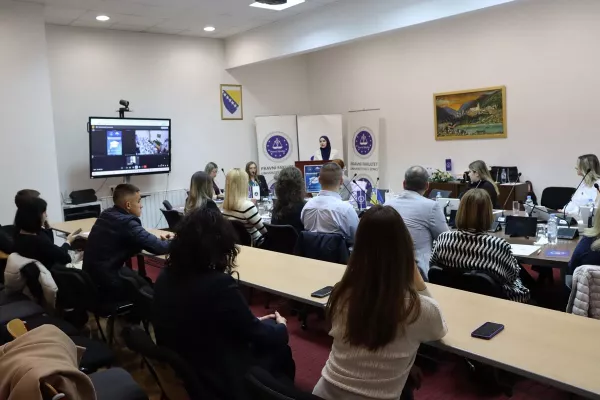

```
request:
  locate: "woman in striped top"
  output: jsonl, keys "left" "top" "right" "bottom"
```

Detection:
{"left": 222, "top": 168, "right": 267, "bottom": 245}
{"left": 430, "top": 189, "right": 531, "bottom": 303}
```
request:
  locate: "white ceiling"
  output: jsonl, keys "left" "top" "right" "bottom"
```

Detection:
{"left": 12, "top": 0, "right": 342, "bottom": 38}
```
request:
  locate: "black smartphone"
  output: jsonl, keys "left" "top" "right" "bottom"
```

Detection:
{"left": 311, "top": 286, "right": 334, "bottom": 298}
{"left": 471, "top": 322, "right": 504, "bottom": 340}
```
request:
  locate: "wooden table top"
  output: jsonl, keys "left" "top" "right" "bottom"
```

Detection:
{"left": 51, "top": 218, "right": 97, "bottom": 234}
{"left": 491, "top": 230, "right": 578, "bottom": 268}
{"left": 234, "top": 246, "right": 600, "bottom": 399}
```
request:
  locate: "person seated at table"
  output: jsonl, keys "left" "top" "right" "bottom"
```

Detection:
{"left": 1, "top": 189, "right": 55, "bottom": 244}
{"left": 205, "top": 162, "right": 224, "bottom": 200}
{"left": 222, "top": 168, "right": 267, "bottom": 246}
{"left": 331, "top": 159, "right": 352, "bottom": 201}
{"left": 13, "top": 197, "right": 76, "bottom": 269}
{"left": 301, "top": 163, "right": 359, "bottom": 241}
{"left": 185, "top": 171, "right": 219, "bottom": 214}
{"left": 569, "top": 208, "right": 600, "bottom": 275}
{"left": 386, "top": 166, "right": 449, "bottom": 278}
{"left": 153, "top": 207, "right": 295, "bottom": 400}
{"left": 563, "top": 154, "right": 600, "bottom": 216}
{"left": 83, "top": 184, "right": 171, "bottom": 301}
{"left": 430, "top": 189, "right": 532, "bottom": 303}
{"left": 271, "top": 166, "right": 306, "bottom": 232}
{"left": 526, "top": 180, "right": 538, "bottom": 205}
{"left": 246, "top": 161, "right": 270, "bottom": 198}
{"left": 465, "top": 160, "right": 499, "bottom": 208}
{"left": 313, "top": 205, "right": 447, "bottom": 400}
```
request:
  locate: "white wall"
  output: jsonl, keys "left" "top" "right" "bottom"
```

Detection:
{"left": 0, "top": 2, "right": 62, "bottom": 225}
{"left": 306, "top": 0, "right": 600, "bottom": 197}
{"left": 46, "top": 25, "right": 310, "bottom": 198}
{"left": 225, "top": 0, "right": 516, "bottom": 69}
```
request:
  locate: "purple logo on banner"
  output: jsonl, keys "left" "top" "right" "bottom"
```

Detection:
{"left": 353, "top": 128, "right": 374, "bottom": 158}
{"left": 445, "top": 159, "right": 452, "bottom": 172}
{"left": 263, "top": 132, "right": 291, "bottom": 162}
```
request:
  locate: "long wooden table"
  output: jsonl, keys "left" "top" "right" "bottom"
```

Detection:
{"left": 51, "top": 218, "right": 600, "bottom": 398}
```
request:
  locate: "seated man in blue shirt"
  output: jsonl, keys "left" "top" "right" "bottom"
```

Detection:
{"left": 386, "top": 166, "right": 449, "bottom": 277}
{"left": 301, "top": 162, "right": 359, "bottom": 240}
{"left": 83, "top": 183, "right": 171, "bottom": 301}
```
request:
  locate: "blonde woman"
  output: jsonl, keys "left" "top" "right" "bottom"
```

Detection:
{"left": 467, "top": 160, "right": 500, "bottom": 208}
{"left": 564, "top": 154, "right": 600, "bottom": 216}
{"left": 569, "top": 207, "right": 600, "bottom": 274}
{"left": 185, "top": 171, "right": 218, "bottom": 214}
{"left": 222, "top": 169, "right": 267, "bottom": 245}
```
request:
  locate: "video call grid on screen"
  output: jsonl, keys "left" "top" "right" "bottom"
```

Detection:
{"left": 89, "top": 117, "right": 171, "bottom": 178}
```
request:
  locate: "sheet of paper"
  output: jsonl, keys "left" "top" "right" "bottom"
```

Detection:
{"left": 510, "top": 244, "right": 541, "bottom": 256}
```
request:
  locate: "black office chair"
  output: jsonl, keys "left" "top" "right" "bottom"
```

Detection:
{"left": 230, "top": 220, "right": 253, "bottom": 246}
{"left": 261, "top": 224, "right": 298, "bottom": 255}
{"left": 162, "top": 200, "right": 174, "bottom": 211}
{"left": 245, "top": 366, "right": 324, "bottom": 400}
{"left": 51, "top": 267, "right": 133, "bottom": 346}
{"left": 540, "top": 187, "right": 576, "bottom": 211}
{"left": 294, "top": 232, "right": 350, "bottom": 265}
{"left": 122, "top": 326, "right": 220, "bottom": 400}
{"left": 119, "top": 269, "right": 154, "bottom": 334}
{"left": 428, "top": 266, "right": 505, "bottom": 299}
{"left": 160, "top": 209, "right": 182, "bottom": 231}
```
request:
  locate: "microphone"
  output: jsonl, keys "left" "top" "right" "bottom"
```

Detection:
{"left": 501, "top": 183, "right": 517, "bottom": 216}
{"left": 444, "top": 200, "right": 450, "bottom": 216}
{"left": 563, "top": 168, "right": 591, "bottom": 222}
{"left": 342, "top": 179, "right": 361, "bottom": 208}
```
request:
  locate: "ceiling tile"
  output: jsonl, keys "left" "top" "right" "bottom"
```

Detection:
{"left": 108, "top": 23, "right": 147, "bottom": 32}
{"left": 145, "top": 25, "right": 186, "bottom": 34}
{"left": 44, "top": 5, "right": 87, "bottom": 25}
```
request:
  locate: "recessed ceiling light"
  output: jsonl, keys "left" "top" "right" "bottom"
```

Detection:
{"left": 96, "top": 15, "right": 110, "bottom": 22}
{"left": 249, "top": 0, "right": 305, "bottom": 11}
{"left": 204, "top": 26, "right": 216, "bottom": 32}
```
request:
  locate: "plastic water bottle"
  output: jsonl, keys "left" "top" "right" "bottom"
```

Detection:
{"left": 436, "top": 191, "right": 442, "bottom": 200}
{"left": 525, "top": 196, "right": 534, "bottom": 208}
{"left": 588, "top": 198, "right": 595, "bottom": 228}
{"left": 547, "top": 214, "right": 558, "bottom": 245}
{"left": 500, "top": 169, "right": 507, "bottom": 184}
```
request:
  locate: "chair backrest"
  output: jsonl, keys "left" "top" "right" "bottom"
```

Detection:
{"left": 20, "top": 262, "right": 44, "bottom": 305}
{"left": 230, "top": 220, "right": 253, "bottom": 247}
{"left": 261, "top": 224, "right": 298, "bottom": 254}
{"left": 162, "top": 200, "right": 174, "bottom": 211}
{"left": 160, "top": 209, "right": 182, "bottom": 231}
{"left": 294, "top": 232, "right": 349, "bottom": 264}
{"left": 118, "top": 270, "right": 154, "bottom": 322}
{"left": 540, "top": 187, "right": 576, "bottom": 210}
{"left": 51, "top": 266, "right": 98, "bottom": 311}
{"left": 245, "top": 366, "right": 324, "bottom": 400}
{"left": 428, "top": 266, "right": 504, "bottom": 299}
{"left": 121, "top": 326, "right": 218, "bottom": 400}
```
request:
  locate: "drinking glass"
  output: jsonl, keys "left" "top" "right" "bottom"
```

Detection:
{"left": 536, "top": 224, "right": 547, "bottom": 242}
{"left": 512, "top": 201, "right": 520, "bottom": 216}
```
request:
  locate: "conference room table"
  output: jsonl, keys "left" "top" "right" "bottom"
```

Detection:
{"left": 50, "top": 217, "right": 599, "bottom": 398}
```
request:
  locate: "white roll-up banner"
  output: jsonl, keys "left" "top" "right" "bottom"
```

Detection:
{"left": 297, "top": 114, "right": 344, "bottom": 162}
{"left": 255, "top": 115, "right": 299, "bottom": 190}
{"left": 347, "top": 110, "right": 380, "bottom": 203}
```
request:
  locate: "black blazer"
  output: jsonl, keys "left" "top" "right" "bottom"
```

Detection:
{"left": 271, "top": 201, "right": 305, "bottom": 233}
{"left": 253, "top": 175, "right": 270, "bottom": 198}
{"left": 468, "top": 180, "right": 499, "bottom": 208}
{"left": 153, "top": 268, "right": 288, "bottom": 400}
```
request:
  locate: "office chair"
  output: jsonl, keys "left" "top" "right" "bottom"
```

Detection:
{"left": 540, "top": 187, "right": 576, "bottom": 211}
{"left": 230, "top": 220, "right": 253, "bottom": 246}
{"left": 428, "top": 266, "right": 505, "bottom": 299}
{"left": 119, "top": 270, "right": 155, "bottom": 334}
{"left": 261, "top": 224, "right": 298, "bottom": 255}
{"left": 162, "top": 200, "right": 174, "bottom": 211}
{"left": 294, "top": 232, "right": 350, "bottom": 265}
{"left": 245, "top": 366, "right": 324, "bottom": 400}
{"left": 160, "top": 209, "right": 182, "bottom": 231}
{"left": 122, "top": 325, "right": 220, "bottom": 400}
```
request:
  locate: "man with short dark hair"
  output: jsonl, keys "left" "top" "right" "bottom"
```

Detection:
{"left": 386, "top": 166, "right": 448, "bottom": 277}
{"left": 301, "top": 163, "right": 359, "bottom": 240}
{"left": 83, "top": 183, "right": 170, "bottom": 300}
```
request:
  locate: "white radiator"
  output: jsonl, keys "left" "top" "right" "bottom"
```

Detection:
{"left": 100, "top": 188, "right": 187, "bottom": 230}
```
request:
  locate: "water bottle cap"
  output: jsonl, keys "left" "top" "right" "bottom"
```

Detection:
{"left": 527, "top": 196, "right": 531, "bottom": 200}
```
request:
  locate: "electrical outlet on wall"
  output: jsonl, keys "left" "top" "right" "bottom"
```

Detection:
{"left": 109, "top": 185, "right": 117, "bottom": 195}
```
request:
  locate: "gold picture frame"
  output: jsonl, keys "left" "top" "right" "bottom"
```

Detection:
{"left": 220, "top": 84, "right": 243, "bottom": 120}
{"left": 434, "top": 86, "right": 506, "bottom": 141}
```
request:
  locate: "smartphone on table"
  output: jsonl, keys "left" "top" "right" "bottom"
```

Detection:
{"left": 311, "top": 286, "right": 334, "bottom": 298}
{"left": 471, "top": 322, "right": 504, "bottom": 340}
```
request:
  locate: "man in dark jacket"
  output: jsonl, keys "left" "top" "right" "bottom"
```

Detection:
{"left": 83, "top": 183, "right": 170, "bottom": 301}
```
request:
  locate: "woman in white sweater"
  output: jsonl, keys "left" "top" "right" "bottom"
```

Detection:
{"left": 313, "top": 205, "right": 447, "bottom": 400}
{"left": 222, "top": 168, "right": 267, "bottom": 246}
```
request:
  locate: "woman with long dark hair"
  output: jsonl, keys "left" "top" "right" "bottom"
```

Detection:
{"left": 271, "top": 166, "right": 306, "bottom": 232}
{"left": 245, "top": 161, "right": 270, "bottom": 198}
{"left": 153, "top": 208, "right": 294, "bottom": 399}
{"left": 313, "top": 205, "right": 447, "bottom": 400}
{"left": 312, "top": 135, "right": 339, "bottom": 161}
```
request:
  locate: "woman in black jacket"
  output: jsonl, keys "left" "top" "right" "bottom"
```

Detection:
{"left": 466, "top": 160, "right": 499, "bottom": 208}
{"left": 153, "top": 208, "right": 295, "bottom": 399}
{"left": 246, "top": 161, "right": 270, "bottom": 198}
{"left": 271, "top": 166, "right": 306, "bottom": 233}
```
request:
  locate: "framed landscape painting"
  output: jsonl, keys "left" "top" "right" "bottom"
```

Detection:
{"left": 434, "top": 86, "right": 506, "bottom": 141}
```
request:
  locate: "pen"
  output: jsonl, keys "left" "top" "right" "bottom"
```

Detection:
{"left": 536, "top": 249, "right": 542, "bottom": 255}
